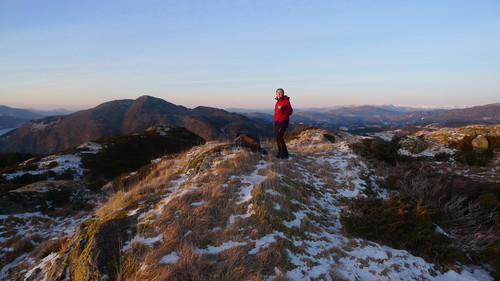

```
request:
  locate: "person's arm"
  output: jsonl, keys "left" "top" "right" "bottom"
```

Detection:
{"left": 284, "top": 100, "right": 293, "bottom": 115}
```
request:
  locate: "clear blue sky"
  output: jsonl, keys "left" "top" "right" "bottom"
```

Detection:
{"left": 1, "top": 0, "right": 499, "bottom": 110}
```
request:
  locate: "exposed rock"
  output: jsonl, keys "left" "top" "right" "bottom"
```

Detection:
{"left": 0, "top": 181, "right": 91, "bottom": 215}
{"left": 45, "top": 215, "right": 137, "bottom": 281}
{"left": 232, "top": 133, "right": 267, "bottom": 154}
{"left": 399, "top": 136, "right": 427, "bottom": 154}
{"left": 92, "top": 216, "right": 137, "bottom": 275}
{"left": 472, "top": 135, "right": 489, "bottom": 150}
{"left": 0, "top": 191, "right": 46, "bottom": 214}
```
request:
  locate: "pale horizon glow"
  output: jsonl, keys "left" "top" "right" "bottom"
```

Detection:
{"left": 1, "top": 0, "right": 499, "bottom": 111}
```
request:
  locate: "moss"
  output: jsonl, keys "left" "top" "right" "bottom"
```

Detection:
{"left": 81, "top": 218, "right": 101, "bottom": 240}
{"left": 82, "top": 217, "right": 97, "bottom": 227}
{"left": 69, "top": 237, "right": 102, "bottom": 281}
{"left": 189, "top": 157, "right": 204, "bottom": 170}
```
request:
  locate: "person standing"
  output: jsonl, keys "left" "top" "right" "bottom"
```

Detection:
{"left": 274, "top": 88, "right": 293, "bottom": 159}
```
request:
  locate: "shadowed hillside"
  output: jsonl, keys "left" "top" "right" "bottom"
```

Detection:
{"left": 0, "top": 96, "right": 271, "bottom": 154}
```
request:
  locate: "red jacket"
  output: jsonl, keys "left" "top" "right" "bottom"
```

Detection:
{"left": 274, "top": 96, "right": 293, "bottom": 122}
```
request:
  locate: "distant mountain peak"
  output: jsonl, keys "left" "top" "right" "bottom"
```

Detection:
{"left": 0, "top": 96, "right": 271, "bottom": 154}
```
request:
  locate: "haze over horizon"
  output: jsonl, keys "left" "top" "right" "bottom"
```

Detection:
{"left": 2, "top": 96, "right": 492, "bottom": 113}
{"left": 1, "top": 0, "right": 499, "bottom": 110}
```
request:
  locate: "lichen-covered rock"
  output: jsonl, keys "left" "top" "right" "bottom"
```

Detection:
{"left": 472, "top": 135, "right": 489, "bottom": 150}
{"left": 399, "top": 136, "right": 427, "bottom": 154}
{"left": 45, "top": 215, "right": 137, "bottom": 281}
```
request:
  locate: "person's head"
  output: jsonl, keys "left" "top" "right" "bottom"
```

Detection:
{"left": 276, "top": 88, "right": 285, "bottom": 99}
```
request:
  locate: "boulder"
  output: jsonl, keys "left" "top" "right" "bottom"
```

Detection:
{"left": 45, "top": 215, "right": 138, "bottom": 281}
{"left": 233, "top": 133, "right": 267, "bottom": 155}
{"left": 399, "top": 136, "right": 427, "bottom": 154}
{"left": 472, "top": 135, "right": 489, "bottom": 150}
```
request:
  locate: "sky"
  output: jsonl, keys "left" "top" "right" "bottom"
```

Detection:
{"left": 1, "top": 0, "right": 499, "bottom": 110}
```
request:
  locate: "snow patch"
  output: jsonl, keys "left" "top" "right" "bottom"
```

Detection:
{"left": 160, "top": 252, "right": 180, "bottom": 264}
{"left": 196, "top": 241, "right": 247, "bottom": 255}
{"left": 122, "top": 234, "right": 164, "bottom": 252}
{"left": 24, "top": 252, "right": 59, "bottom": 280}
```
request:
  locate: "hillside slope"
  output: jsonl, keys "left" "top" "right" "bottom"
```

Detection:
{"left": 0, "top": 96, "right": 271, "bottom": 154}
{"left": 1, "top": 128, "right": 497, "bottom": 280}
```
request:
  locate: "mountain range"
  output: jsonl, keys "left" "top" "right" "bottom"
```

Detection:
{"left": 0, "top": 105, "right": 43, "bottom": 134}
{"left": 236, "top": 103, "right": 500, "bottom": 130}
{"left": 0, "top": 97, "right": 498, "bottom": 154}
{"left": 0, "top": 96, "right": 271, "bottom": 154}
{"left": 0, "top": 106, "right": 72, "bottom": 135}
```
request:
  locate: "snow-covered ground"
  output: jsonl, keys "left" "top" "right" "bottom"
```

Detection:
{"left": 397, "top": 129, "right": 500, "bottom": 183}
{"left": 0, "top": 211, "right": 91, "bottom": 280}
{"left": 118, "top": 129, "right": 494, "bottom": 281}
{"left": 3, "top": 129, "right": 495, "bottom": 280}
{"left": 1, "top": 141, "right": 101, "bottom": 181}
{"left": 0, "top": 143, "right": 102, "bottom": 280}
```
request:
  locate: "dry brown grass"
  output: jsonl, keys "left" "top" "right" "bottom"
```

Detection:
{"left": 90, "top": 138, "right": 337, "bottom": 280}
{"left": 31, "top": 236, "right": 69, "bottom": 260}
{"left": 96, "top": 156, "right": 183, "bottom": 221}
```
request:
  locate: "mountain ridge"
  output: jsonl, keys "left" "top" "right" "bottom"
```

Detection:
{"left": 235, "top": 102, "right": 500, "bottom": 132}
{"left": 1, "top": 99, "right": 498, "bottom": 154}
{"left": 0, "top": 96, "right": 271, "bottom": 154}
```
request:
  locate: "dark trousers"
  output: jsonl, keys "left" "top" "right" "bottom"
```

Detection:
{"left": 274, "top": 121, "right": 289, "bottom": 158}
